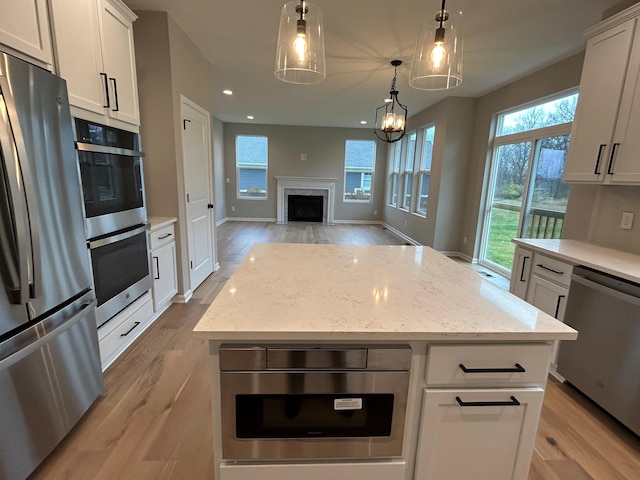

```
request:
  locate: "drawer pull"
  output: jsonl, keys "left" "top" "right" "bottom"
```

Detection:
{"left": 158, "top": 233, "right": 172, "bottom": 240}
{"left": 456, "top": 396, "right": 521, "bottom": 407}
{"left": 120, "top": 321, "right": 141, "bottom": 337}
{"left": 536, "top": 264, "right": 563, "bottom": 275}
{"left": 519, "top": 256, "right": 529, "bottom": 282}
{"left": 458, "top": 363, "right": 525, "bottom": 373}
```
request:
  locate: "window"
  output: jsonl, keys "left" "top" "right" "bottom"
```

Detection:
{"left": 479, "top": 92, "right": 578, "bottom": 275}
{"left": 344, "top": 140, "right": 376, "bottom": 201}
{"left": 236, "top": 135, "right": 268, "bottom": 199}
{"left": 388, "top": 142, "right": 401, "bottom": 206}
{"left": 402, "top": 132, "right": 416, "bottom": 210}
{"left": 416, "top": 126, "right": 435, "bottom": 215}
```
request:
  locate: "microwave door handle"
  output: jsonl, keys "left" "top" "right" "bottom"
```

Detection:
{"left": 0, "top": 88, "right": 30, "bottom": 304}
{"left": 0, "top": 77, "right": 41, "bottom": 299}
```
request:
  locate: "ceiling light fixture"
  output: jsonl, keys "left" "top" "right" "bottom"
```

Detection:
{"left": 409, "top": 0, "right": 463, "bottom": 90}
{"left": 274, "top": 1, "right": 326, "bottom": 84}
{"left": 223, "top": 89, "right": 233, "bottom": 95}
{"left": 374, "top": 60, "right": 407, "bottom": 144}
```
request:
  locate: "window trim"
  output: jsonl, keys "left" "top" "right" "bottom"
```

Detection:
{"left": 343, "top": 139, "right": 376, "bottom": 203}
{"left": 236, "top": 134, "right": 269, "bottom": 201}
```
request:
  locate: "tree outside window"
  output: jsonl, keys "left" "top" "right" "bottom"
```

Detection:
{"left": 402, "top": 132, "right": 416, "bottom": 210}
{"left": 388, "top": 142, "right": 401, "bottom": 206}
{"left": 236, "top": 135, "right": 268, "bottom": 199}
{"left": 344, "top": 140, "right": 376, "bottom": 201}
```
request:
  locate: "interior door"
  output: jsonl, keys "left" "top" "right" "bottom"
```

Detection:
{"left": 181, "top": 98, "right": 214, "bottom": 292}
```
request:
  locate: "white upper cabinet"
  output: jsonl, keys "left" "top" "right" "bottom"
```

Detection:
{"left": 0, "top": 0, "right": 52, "bottom": 67}
{"left": 564, "top": 5, "right": 640, "bottom": 185}
{"left": 49, "top": 0, "right": 140, "bottom": 127}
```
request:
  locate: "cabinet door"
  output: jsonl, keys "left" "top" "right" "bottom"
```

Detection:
{"left": 99, "top": 0, "right": 140, "bottom": 125}
{"left": 564, "top": 19, "right": 636, "bottom": 183}
{"left": 152, "top": 242, "right": 178, "bottom": 312}
{"left": 509, "top": 246, "right": 533, "bottom": 299}
{"left": 49, "top": 0, "right": 106, "bottom": 115}
{"left": 415, "top": 388, "right": 544, "bottom": 480}
{"left": 526, "top": 275, "right": 568, "bottom": 366}
{"left": 608, "top": 21, "right": 640, "bottom": 184}
{"left": 0, "top": 0, "right": 52, "bottom": 66}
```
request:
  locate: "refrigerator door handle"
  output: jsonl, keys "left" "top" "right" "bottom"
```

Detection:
{"left": 0, "top": 76, "right": 42, "bottom": 300}
{"left": 0, "top": 87, "right": 29, "bottom": 305}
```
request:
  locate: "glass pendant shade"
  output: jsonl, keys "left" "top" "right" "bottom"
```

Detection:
{"left": 274, "top": 1, "right": 326, "bottom": 84}
{"left": 410, "top": 7, "right": 462, "bottom": 90}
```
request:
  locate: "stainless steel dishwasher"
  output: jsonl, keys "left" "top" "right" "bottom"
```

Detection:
{"left": 557, "top": 266, "right": 640, "bottom": 436}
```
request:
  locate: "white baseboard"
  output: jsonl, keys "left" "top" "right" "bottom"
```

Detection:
{"left": 174, "top": 289, "right": 193, "bottom": 303}
{"left": 333, "top": 219, "right": 384, "bottom": 225}
{"left": 226, "top": 217, "right": 277, "bottom": 223}
{"left": 381, "top": 223, "right": 421, "bottom": 245}
{"left": 216, "top": 217, "right": 228, "bottom": 226}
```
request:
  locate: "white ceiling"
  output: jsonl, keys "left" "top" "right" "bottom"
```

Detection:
{"left": 123, "top": 0, "right": 623, "bottom": 129}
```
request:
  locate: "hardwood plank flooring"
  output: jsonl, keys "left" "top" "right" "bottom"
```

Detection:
{"left": 29, "top": 221, "right": 640, "bottom": 479}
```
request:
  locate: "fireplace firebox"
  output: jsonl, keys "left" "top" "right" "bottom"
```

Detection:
{"left": 288, "top": 195, "right": 323, "bottom": 222}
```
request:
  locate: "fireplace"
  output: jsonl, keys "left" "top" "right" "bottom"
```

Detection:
{"left": 288, "top": 195, "right": 323, "bottom": 222}
{"left": 276, "top": 176, "right": 337, "bottom": 224}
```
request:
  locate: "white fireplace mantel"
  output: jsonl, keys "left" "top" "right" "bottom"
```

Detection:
{"left": 276, "top": 176, "right": 337, "bottom": 224}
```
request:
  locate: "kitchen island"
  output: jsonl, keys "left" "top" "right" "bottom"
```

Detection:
{"left": 194, "top": 243, "right": 577, "bottom": 480}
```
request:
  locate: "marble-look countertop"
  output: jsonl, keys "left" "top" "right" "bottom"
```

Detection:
{"left": 193, "top": 243, "right": 577, "bottom": 342}
{"left": 147, "top": 216, "right": 177, "bottom": 232}
{"left": 512, "top": 239, "right": 640, "bottom": 284}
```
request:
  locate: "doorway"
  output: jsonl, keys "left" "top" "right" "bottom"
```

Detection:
{"left": 181, "top": 96, "right": 215, "bottom": 292}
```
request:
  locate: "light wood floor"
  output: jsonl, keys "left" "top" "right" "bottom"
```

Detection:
{"left": 30, "top": 222, "right": 640, "bottom": 479}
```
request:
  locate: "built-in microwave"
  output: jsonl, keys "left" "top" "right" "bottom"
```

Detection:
{"left": 74, "top": 118, "right": 146, "bottom": 240}
{"left": 219, "top": 345, "right": 412, "bottom": 461}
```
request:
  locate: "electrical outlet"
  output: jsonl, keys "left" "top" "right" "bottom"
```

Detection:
{"left": 300, "top": 153, "right": 307, "bottom": 161}
{"left": 463, "top": 236, "right": 467, "bottom": 244}
{"left": 231, "top": 206, "right": 235, "bottom": 212}
{"left": 620, "top": 211, "right": 634, "bottom": 230}
{"left": 226, "top": 177, "right": 230, "bottom": 183}
{"left": 373, "top": 210, "right": 378, "bottom": 216}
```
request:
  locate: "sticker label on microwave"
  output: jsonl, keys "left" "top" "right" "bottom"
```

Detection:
{"left": 334, "top": 398, "right": 363, "bottom": 410}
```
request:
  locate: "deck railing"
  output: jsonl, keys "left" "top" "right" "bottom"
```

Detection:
{"left": 526, "top": 208, "right": 564, "bottom": 239}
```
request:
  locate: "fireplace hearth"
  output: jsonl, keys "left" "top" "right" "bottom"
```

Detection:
{"left": 288, "top": 195, "right": 323, "bottom": 222}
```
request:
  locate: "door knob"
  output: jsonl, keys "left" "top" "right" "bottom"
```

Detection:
{"left": 207, "top": 203, "right": 214, "bottom": 209}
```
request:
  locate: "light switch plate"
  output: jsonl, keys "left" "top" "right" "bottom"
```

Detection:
{"left": 620, "top": 211, "right": 634, "bottom": 230}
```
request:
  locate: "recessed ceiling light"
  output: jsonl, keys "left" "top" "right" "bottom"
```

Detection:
{"left": 360, "top": 120, "right": 367, "bottom": 125}
{"left": 247, "top": 115, "right": 254, "bottom": 120}
{"left": 223, "top": 89, "right": 233, "bottom": 95}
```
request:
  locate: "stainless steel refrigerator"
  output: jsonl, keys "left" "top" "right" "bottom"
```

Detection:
{"left": 0, "top": 52, "right": 103, "bottom": 479}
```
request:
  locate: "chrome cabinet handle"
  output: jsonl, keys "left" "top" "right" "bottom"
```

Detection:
{"left": 459, "top": 363, "right": 525, "bottom": 373}
{"left": 536, "top": 263, "right": 563, "bottom": 275}
{"left": 456, "top": 396, "right": 521, "bottom": 407}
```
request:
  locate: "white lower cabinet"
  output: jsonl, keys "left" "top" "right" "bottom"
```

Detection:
{"left": 149, "top": 222, "right": 178, "bottom": 312}
{"left": 219, "top": 461, "right": 405, "bottom": 480}
{"left": 98, "top": 291, "right": 153, "bottom": 370}
{"left": 414, "top": 388, "right": 544, "bottom": 480}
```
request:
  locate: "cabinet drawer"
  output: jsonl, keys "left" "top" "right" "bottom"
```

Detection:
{"left": 531, "top": 253, "right": 572, "bottom": 287}
{"left": 149, "top": 224, "right": 175, "bottom": 250}
{"left": 220, "top": 461, "right": 406, "bottom": 480}
{"left": 98, "top": 293, "right": 153, "bottom": 367}
{"left": 425, "top": 344, "right": 552, "bottom": 387}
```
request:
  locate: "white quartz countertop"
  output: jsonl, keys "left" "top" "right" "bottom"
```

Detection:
{"left": 148, "top": 216, "right": 177, "bottom": 231}
{"left": 193, "top": 243, "right": 577, "bottom": 342}
{"left": 512, "top": 239, "right": 640, "bottom": 284}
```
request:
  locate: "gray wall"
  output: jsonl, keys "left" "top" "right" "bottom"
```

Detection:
{"left": 223, "top": 123, "right": 388, "bottom": 222}
{"left": 382, "top": 97, "right": 476, "bottom": 251}
{"left": 134, "top": 11, "right": 223, "bottom": 296}
{"left": 461, "top": 52, "right": 586, "bottom": 260}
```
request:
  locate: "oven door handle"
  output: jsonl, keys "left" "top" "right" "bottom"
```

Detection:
{"left": 75, "top": 142, "right": 144, "bottom": 157}
{"left": 89, "top": 224, "right": 149, "bottom": 249}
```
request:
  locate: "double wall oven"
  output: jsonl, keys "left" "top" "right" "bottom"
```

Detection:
{"left": 219, "top": 344, "right": 412, "bottom": 460}
{"left": 75, "top": 119, "right": 150, "bottom": 328}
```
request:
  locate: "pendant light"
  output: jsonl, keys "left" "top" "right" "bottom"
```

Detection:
{"left": 274, "top": 1, "right": 326, "bottom": 84}
{"left": 409, "top": 0, "right": 463, "bottom": 90}
{"left": 374, "top": 60, "right": 407, "bottom": 144}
